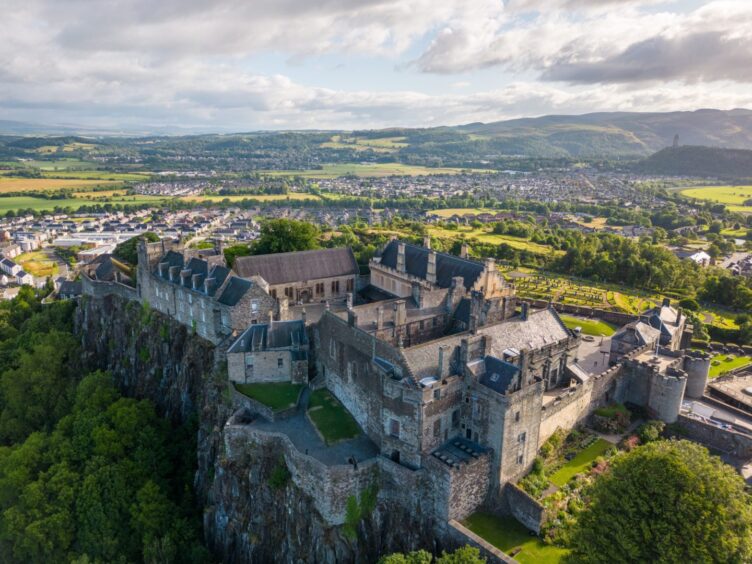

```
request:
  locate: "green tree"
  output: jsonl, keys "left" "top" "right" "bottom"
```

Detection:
{"left": 252, "top": 219, "right": 319, "bottom": 255}
{"left": 379, "top": 547, "right": 484, "bottom": 564}
{"left": 570, "top": 440, "right": 752, "bottom": 563}
{"left": 113, "top": 232, "right": 159, "bottom": 265}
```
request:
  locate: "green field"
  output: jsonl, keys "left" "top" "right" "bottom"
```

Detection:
{"left": 307, "top": 389, "right": 361, "bottom": 444}
{"left": 680, "top": 185, "right": 752, "bottom": 212}
{"left": 558, "top": 315, "right": 617, "bottom": 336}
{"left": 260, "top": 163, "right": 483, "bottom": 178}
{"left": 462, "top": 512, "right": 568, "bottom": 564}
{"left": 0, "top": 176, "right": 119, "bottom": 193}
{"left": 42, "top": 170, "right": 150, "bottom": 181}
{"left": 709, "top": 354, "right": 752, "bottom": 378}
{"left": 234, "top": 382, "right": 303, "bottom": 411}
{"left": 321, "top": 135, "right": 409, "bottom": 153}
{"left": 427, "top": 226, "right": 559, "bottom": 256}
{"left": 549, "top": 439, "right": 613, "bottom": 487}
{"left": 16, "top": 250, "right": 59, "bottom": 277}
{"left": 428, "top": 208, "right": 498, "bottom": 218}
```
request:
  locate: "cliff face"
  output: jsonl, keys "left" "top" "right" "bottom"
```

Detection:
{"left": 75, "top": 294, "right": 442, "bottom": 563}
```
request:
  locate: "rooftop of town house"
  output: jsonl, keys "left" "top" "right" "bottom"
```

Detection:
{"left": 233, "top": 247, "right": 359, "bottom": 285}
{"left": 375, "top": 239, "right": 488, "bottom": 290}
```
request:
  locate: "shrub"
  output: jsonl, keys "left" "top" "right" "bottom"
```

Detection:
{"left": 637, "top": 420, "right": 666, "bottom": 444}
{"left": 268, "top": 461, "right": 291, "bottom": 490}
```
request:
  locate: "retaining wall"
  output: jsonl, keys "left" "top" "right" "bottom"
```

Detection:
{"left": 676, "top": 414, "right": 752, "bottom": 459}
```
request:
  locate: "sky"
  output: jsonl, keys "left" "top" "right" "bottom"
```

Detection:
{"left": 1, "top": 0, "right": 751, "bottom": 132}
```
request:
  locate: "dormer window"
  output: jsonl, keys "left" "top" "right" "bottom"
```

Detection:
{"left": 490, "top": 373, "right": 500, "bottom": 382}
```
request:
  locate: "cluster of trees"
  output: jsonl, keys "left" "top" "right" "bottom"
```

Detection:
{"left": 224, "top": 218, "right": 320, "bottom": 267}
{"left": 0, "top": 288, "right": 207, "bottom": 562}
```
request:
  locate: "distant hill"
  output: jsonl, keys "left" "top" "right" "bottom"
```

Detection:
{"left": 634, "top": 145, "right": 752, "bottom": 178}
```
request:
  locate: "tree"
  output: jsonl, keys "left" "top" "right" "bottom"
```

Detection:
{"left": 570, "top": 440, "right": 752, "bottom": 563}
{"left": 252, "top": 219, "right": 319, "bottom": 255}
{"left": 113, "top": 233, "right": 159, "bottom": 265}
{"left": 379, "top": 547, "right": 484, "bottom": 564}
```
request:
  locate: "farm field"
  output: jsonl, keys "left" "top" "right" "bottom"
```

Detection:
{"left": 259, "top": 163, "right": 483, "bottom": 178}
{"left": 321, "top": 135, "right": 408, "bottom": 153}
{"left": 462, "top": 512, "right": 567, "bottom": 564}
{"left": 0, "top": 177, "right": 119, "bottom": 193}
{"left": 0, "top": 158, "right": 99, "bottom": 171}
{"left": 0, "top": 196, "right": 95, "bottom": 213}
{"left": 427, "top": 226, "right": 560, "bottom": 256}
{"left": 42, "top": 170, "right": 150, "bottom": 181}
{"left": 680, "top": 185, "right": 752, "bottom": 212}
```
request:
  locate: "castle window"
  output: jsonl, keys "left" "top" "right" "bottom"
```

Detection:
{"left": 251, "top": 300, "right": 259, "bottom": 313}
{"left": 270, "top": 289, "right": 277, "bottom": 299}
{"left": 419, "top": 320, "right": 424, "bottom": 330}
{"left": 433, "top": 419, "right": 441, "bottom": 437}
{"left": 452, "top": 410, "right": 459, "bottom": 428}
{"left": 277, "top": 358, "right": 283, "bottom": 368}
{"left": 515, "top": 411, "right": 520, "bottom": 422}
{"left": 517, "top": 454, "right": 524, "bottom": 465}
{"left": 433, "top": 388, "right": 441, "bottom": 400}
{"left": 346, "top": 278, "right": 354, "bottom": 292}
{"left": 331, "top": 280, "right": 340, "bottom": 294}
{"left": 389, "top": 419, "right": 400, "bottom": 438}
{"left": 316, "top": 283, "right": 324, "bottom": 295}
{"left": 518, "top": 432, "right": 526, "bottom": 443}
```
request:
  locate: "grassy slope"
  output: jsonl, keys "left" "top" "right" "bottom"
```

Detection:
{"left": 558, "top": 315, "right": 617, "bottom": 336}
{"left": 234, "top": 382, "right": 303, "bottom": 411}
{"left": 307, "top": 389, "right": 360, "bottom": 444}
{"left": 548, "top": 439, "right": 613, "bottom": 487}
{"left": 462, "top": 512, "right": 568, "bottom": 564}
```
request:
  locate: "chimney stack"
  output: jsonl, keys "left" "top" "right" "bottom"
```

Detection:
{"left": 394, "top": 300, "right": 407, "bottom": 326}
{"left": 427, "top": 251, "right": 437, "bottom": 284}
{"left": 438, "top": 345, "right": 448, "bottom": 378}
{"left": 192, "top": 273, "right": 202, "bottom": 291}
{"left": 301, "top": 308, "right": 307, "bottom": 325}
{"left": 459, "top": 243, "right": 469, "bottom": 259}
{"left": 662, "top": 297, "right": 671, "bottom": 308}
{"left": 521, "top": 302, "right": 529, "bottom": 321}
{"left": 348, "top": 310, "right": 358, "bottom": 327}
{"left": 376, "top": 306, "right": 384, "bottom": 330}
{"left": 397, "top": 242, "right": 406, "bottom": 273}
{"left": 423, "top": 236, "right": 431, "bottom": 249}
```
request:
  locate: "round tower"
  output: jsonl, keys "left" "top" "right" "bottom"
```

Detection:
{"left": 683, "top": 353, "right": 711, "bottom": 399}
{"left": 648, "top": 369, "right": 686, "bottom": 423}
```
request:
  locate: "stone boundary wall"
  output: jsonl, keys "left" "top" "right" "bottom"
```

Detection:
{"left": 502, "top": 483, "right": 545, "bottom": 534}
{"left": 528, "top": 299, "right": 636, "bottom": 326}
{"left": 81, "top": 274, "right": 138, "bottom": 301}
{"left": 230, "top": 385, "right": 301, "bottom": 422}
{"left": 424, "top": 452, "right": 492, "bottom": 523}
{"left": 223, "top": 424, "right": 380, "bottom": 525}
{"left": 447, "top": 520, "right": 518, "bottom": 564}
{"left": 677, "top": 414, "right": 752, "bottom": 459}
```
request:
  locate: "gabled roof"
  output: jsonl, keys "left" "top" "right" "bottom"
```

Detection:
{"left": 479, "top": 356, "right": 520, "bottom": 394}
{"left": 228, "top": 320, "right": 308, "bottom": 353}
{"left": 217, "top": 277, "right": 252, "bottom": 306}
{"left": 378, "top": 240, "right": 484, "bottom": 290}
{"left": 482, "top": 308, "right": 570, "bottom": 354}
{"left": 234, "top": 247, "right": 358, "bottom": 285}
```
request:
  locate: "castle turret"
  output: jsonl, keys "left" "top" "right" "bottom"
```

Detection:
{"left": 683, "top": 352, "right": 711, "bottom": 399}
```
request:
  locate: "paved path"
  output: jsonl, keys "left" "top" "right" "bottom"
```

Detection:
{"left": 249, "top": 389, "right": 379, "bottom": 467}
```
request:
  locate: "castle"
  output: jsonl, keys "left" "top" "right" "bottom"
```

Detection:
{"left": 83, "top": 237, "right": 712, "bottom": 543}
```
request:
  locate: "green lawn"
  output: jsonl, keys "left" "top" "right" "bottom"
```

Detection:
{"left": 307, "top": 389, "right": 361, "bottom": 444}
{"left": 462, "top": 512, "right": 568, "bottom": 564}
{"left": 680, "top": 185, "right": 752, "bottom": 213}
{"left": 234, "top": 382, "right": 303, "bottom": 411}
{"left": 558, "top": 315, "right": 617, "bottom": 336}
{"left": 709, "top": 354, "right": 752, "bottom": 378}
{"left": 549, "top": 439, "right": 613, "bottom": 487}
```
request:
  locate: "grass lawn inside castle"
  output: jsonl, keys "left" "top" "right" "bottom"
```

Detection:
{"left": 235, "top": 382, "right": 303, "bottom": 411}
{"left": 708, "top": 354, "right": 752, "bottom": 378}
{"left": 307, "top": 389, "right": 361, "bottom": 445}
{"left": 558, "top": 315, "right": 617, "bottom": 337}
{"left": 462, "top": 512, "right": 568, "bottom": 564}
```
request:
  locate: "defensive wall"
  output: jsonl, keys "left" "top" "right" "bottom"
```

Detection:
{"left": 527, "top": 299, "right": 637, "bottom": 326}
{"left": 81, "top": 274, "right": 138, "bottom": 301}
{"left": 676, "top": 414, "right": 752, "bottom": 459}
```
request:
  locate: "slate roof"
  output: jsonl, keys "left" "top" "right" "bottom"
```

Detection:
{"left": 479, "top": 356, "right": 520, "bottom": 394}
{"left": 482, "top": 308, "right": 570, "bottom": 355}
{"left": 378, "top": 240, "right": 484, "bottom": 290}
{"left": 613, "top": 320, "right": 661, "bottom": 346}
{"left": 228, "top": 320, "right": 308, "bottom": 353}
{"left": 217, "top": 277, "right": 252, "bottom": 306}
{"left": 58, "top": 280, "right": 82, "bottom": 297}
{"left": 234, "top": 247, "right": 358, "bottom": 285}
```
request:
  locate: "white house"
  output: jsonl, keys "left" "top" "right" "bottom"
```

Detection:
{"left": 16, "top": 271, "right": 33, "bottom": 286}
{"left": 0, "top": 258, "right": 21, "bottom": 276}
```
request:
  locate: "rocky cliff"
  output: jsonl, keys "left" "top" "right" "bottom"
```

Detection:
{"left": 75, "top": 294, "right": 443, "bottom": 563}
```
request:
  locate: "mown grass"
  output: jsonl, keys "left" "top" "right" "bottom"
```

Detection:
{"left": 462, "top": 512, "right": 568, "bottom": 564}
{"left": 234, "top": 382, "right": 303, "bottom": 411}
{"left": 558, "top": 315, "right": 617, "bottom": 336}
{"left": 548, "top": 439, "right": 613, "bottom": 487}
{"left": 307, "top": 389, "right": 361, "bottom": 444}
{"left": 709, "top": 354, "right": 752, "bottom": 378}
{"left": 16, "top": 250, "right": 59, "bottom": 277}
{"left": 427, "top": 226, "right": 560, "bottom": 256}
{"left": 680, "top": 185, "right": 752, "bottom": 212}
